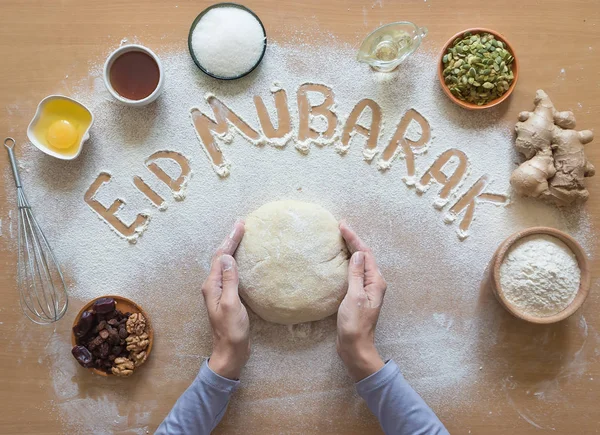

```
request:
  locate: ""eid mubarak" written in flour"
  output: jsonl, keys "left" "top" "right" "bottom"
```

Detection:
{"left": 84, "top": 83, "right": 507, "bottom": 242}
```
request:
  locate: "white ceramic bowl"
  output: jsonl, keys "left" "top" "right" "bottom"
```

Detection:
{"left": 27, "top": 95, "right": 94, "bottom": 160}
{"left": 103, "top": 44, "right": 164, "bottom": 107}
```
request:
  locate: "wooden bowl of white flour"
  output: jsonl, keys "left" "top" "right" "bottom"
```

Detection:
{"left": 491, "top": 227, "right": 591, "bottom": 324}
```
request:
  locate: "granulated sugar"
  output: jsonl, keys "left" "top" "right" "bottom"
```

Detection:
{"left": 190, "top": 6, "right": 265, "bottom": 78}
{"left": 4, "top": 39, "right": 596, "bottom": 433}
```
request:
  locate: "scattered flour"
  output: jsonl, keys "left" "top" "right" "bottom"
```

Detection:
{"left": 2, "top": 39, "right": 597, "bottom": 433}
{"left": 500, "top": 234, "right": 581, "bottom": 317}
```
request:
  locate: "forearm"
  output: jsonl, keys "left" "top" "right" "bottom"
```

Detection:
{"left": 156, "top": 360, "right": 239, "bottom": 435}
{"left": 357, "top": 360, "right": 449, "bottom": 435}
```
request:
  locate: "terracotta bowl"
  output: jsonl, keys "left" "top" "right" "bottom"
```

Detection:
{"left": 438, "top": 28, "right": 519, "bottom": 110}
{"left": 71, "top": 295, "right": 153, "bottom": 376}
{"left": 491, "top": 227, "right": 591, "bottom": 324}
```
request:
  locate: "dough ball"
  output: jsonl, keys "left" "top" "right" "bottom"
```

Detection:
{"left": 236, "top": 200, "right": 349, "bottom": 324}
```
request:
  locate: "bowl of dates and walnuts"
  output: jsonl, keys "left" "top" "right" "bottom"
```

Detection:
{"left": 71, "top": 296, "right": 153, "bottom": 377}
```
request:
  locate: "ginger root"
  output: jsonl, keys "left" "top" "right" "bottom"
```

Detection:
{"left": 510, "top": 90, "right": 594, "bottom": 206}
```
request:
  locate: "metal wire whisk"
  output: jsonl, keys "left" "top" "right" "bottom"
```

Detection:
{"left": 4, "top": 138, "right": 68, "bottom": 324}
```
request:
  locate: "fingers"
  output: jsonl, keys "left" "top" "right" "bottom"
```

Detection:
{"left": 346, "top": 251, "right": 365, "bottom": 297}
{"left": 363, "top": 251, "right": 382, "bottom": 285}
{"left": 220, "top": 254, "right": 240, "bottom": 306}
{"left": 202, "top": 259, "right": 223, "bottom": 314}
{"left": 339, "top": 220, "right": 370, "bottom": 254}
{"left": 205, "top": 220, "right": 245, "bottom": 314}
{"left": 209, "top": 219, "right": 245, "bottom": 282}
{"left": 363, "top": 251, "right": 387, "bottom": 306}
{"left": 203, "top": 254, "right": 243, "bottom": 314}
{"left": 213, "top": 220, "right": 245, "bottom": 262}
{"left": 340, "top": 221, "right": 387, "bottom": 303}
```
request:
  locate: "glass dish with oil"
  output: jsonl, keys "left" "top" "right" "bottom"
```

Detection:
{"left": 27, "top": 95, "right": 94, "bottom": 160}
{"left": 357, "top": 22, "right": 428, "bottom": 72}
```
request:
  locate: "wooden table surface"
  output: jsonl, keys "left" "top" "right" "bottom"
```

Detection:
{"left": 1, "top": 0, "right": 600, "bottom": 433}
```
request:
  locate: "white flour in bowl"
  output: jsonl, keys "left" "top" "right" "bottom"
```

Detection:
{"left": 500, "top": 234, "right": 581, "bottom": 317}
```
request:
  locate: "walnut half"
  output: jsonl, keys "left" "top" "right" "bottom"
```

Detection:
{"left": 112, "top": 357, "right": 135, "bottom": 377}
{"left": 126, "top": 313, "right": 147, "bottom": 336}
{"left": 126, "top": 332, "right": 149, "bottom": 352}
{"left": 131, "top": 350, "right": 148, "bottom": 367}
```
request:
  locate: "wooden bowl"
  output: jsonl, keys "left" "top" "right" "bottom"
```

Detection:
{"left": 491, "top": 227, "right": 591, "bottom": 324}
{"left": 438, "top": 28, "right": 519, "bottom": 110}
{"left": 71, "top": 295, "right": 153, "bottom": 376}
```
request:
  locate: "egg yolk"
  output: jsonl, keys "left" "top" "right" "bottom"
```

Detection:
{"left": 47, "top": 120, "right": 78, "bottom": 149}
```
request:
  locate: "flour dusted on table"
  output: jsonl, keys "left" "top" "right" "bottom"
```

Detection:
{"left": 3, "top": 38, "right": 596, "bottom": 433}
{"left": 500, "top": 234, "right": 581, "bottom": 317}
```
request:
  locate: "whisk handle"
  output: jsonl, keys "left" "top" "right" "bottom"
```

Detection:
{"left": 4, "top": 138, "right": 22, "bottom": 188}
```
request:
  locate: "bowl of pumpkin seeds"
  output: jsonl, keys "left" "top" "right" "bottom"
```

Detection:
{"left": 439, "top": 28, "right": 518, "bottom": 109}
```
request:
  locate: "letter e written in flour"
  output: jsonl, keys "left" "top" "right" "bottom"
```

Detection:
{"left": 340, "top": 99, "right": 382, "bottom": 158}
{"left": 84, "top": 172, "right": 150, "bottom": 240}
{"left": 297, "top": 83, "right": 338, "bottom": 143}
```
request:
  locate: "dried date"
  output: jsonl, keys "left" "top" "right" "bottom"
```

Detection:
{"left": 72, "top": 346, "right": 93, "bottom": 368}
{"left": 93, "top": 298, "right": 115, "bottom": 314}
{"left": 73, "top": 311, "right": 94, "bottom": 338}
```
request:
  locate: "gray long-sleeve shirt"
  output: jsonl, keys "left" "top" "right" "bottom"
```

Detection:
{"left": 156, "top": 360, "right": 449, "bottom": 434}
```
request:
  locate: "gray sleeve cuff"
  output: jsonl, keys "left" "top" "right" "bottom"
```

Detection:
{"left": 197, "top": 360, "right": 240, "bottom": 394}
{"left": 356, "top": 359, "right": 402, "bottom": 395}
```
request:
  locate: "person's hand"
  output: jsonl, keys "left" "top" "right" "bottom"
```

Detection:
{"left": 201, "top": 220, "right": 250, "bottom": 380}
{"left": 337, "top": 221, "right": 387, "bottom": 382}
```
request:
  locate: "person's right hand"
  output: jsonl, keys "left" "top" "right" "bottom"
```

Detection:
{"left": 201, "top": 220, "right": 250, "bottom": 380}
{"left": 337, "top": 221, "right": 387, "bottom": 382}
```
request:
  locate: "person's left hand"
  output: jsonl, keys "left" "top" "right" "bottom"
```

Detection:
{"left": 201, "top": 220, "right": 250, "bottom": 380}
{"left": 336, "top": 221, "right": 387, "bottom": 382}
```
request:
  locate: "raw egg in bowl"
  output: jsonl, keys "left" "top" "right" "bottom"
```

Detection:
{"left": 27, "top": 95, "right": 93, "bottom": 160}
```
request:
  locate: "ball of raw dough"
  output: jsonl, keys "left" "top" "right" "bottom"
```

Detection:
{"left": 236, "top": 200, "right": 349, "bottom": 324}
